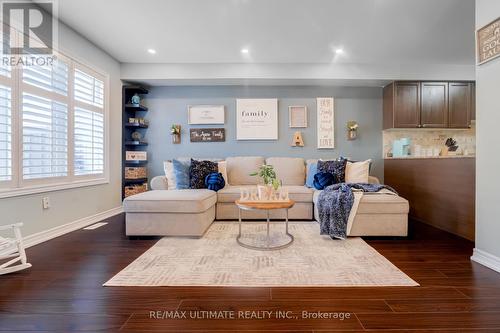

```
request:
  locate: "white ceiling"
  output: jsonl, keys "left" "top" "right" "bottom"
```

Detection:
{"left": 58, "top": 0, "right": 475, "bottom": 65}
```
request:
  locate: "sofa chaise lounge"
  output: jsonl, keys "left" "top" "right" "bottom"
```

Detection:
{"left": 123, "top": 156, "right": 409, "bottom": 237}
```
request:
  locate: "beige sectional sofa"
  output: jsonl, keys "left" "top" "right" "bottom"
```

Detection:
{"left": 123, "top": 156, "right": 409, "bottom": 237}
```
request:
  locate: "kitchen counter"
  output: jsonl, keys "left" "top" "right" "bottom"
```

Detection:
{"left": 384, "top": 157, "right": 475, "bottom": 240}
{"left": 384, "top": 155, "right": 475, "bottom": 160}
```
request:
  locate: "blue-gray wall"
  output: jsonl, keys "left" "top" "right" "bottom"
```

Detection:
{"left": 144, "top": 86, "right": 384, "bottom": 180}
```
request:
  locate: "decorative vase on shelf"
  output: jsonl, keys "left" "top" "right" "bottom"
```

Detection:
{"left": 131, "top": 93, "right": 140, "bottom": 106}
{"left": 131, "top": 131, "right": 142, "bottom": 141}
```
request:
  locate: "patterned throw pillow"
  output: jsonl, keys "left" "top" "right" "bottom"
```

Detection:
{"left": 317, "top": 158, "right": 348, "bottom": 184}
{"left": 189, "top": 159, "right": 218, "bottom": 189}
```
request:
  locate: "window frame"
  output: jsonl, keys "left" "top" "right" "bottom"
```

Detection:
{"left": 0, "top": 49, "right": 110, "bottom": 199}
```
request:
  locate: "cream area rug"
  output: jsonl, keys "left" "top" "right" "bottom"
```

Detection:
{"left": 104, "top": 222, "right": 418, "bottom": 287}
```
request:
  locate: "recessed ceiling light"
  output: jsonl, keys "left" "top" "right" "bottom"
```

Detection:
{"left": 241, "top": 48, "right": 249, "bottom": 54}
{"left": 147, "top": 48, "right": 156, "bottom": 54}
{"left": 335, "top": 48, "right": 344, "bottom": 54}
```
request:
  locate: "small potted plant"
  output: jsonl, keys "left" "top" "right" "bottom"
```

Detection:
{"left": 171, "top": 124, "right": 181, "bottom": 144}
{"left": 250, "top": 165, "right": 281, "bottom": 200}
{"left": 347, "top": 121, "right": 358, "bottom": 140}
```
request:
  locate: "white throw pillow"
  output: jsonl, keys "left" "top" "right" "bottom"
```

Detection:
{"left": 345, "top": 159, "right": 371, "bottom": 183}
{"left": 163, "top": 161, "right": 177, "bottom": 190}
{"left": 218, "top": 161, "right": 229, "bottom": 187}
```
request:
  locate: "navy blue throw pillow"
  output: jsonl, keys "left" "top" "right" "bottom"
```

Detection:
{"left": 205, "top": 172, "right": 225, "bottom": 192}
{"left": 189, "top": 159, "right": 218, "bottom": 189}
{"left": 317, "top": 158, "right": 348, "bottom": 184}
{"left": 313, "top": 172, "right": 334, "bottom": 190}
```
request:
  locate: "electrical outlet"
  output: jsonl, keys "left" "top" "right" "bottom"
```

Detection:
{"left": 42, "top": 197, "right": 50, "bottom": 209}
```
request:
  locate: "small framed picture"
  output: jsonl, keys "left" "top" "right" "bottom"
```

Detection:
{"left": 289, "top": 106, "right": 308, "bottom": 128}
{"left": 188, "top": 105, "right": 225, "bottom": 125}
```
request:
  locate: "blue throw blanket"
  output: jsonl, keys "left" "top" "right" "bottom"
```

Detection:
{"left": 317, "top": 183, "right": 397, "bottom": 240}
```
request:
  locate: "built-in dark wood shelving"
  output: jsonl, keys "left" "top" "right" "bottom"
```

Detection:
{"left": 125, "top": 141, "right": 148, "bottom": 146}
{"left": 125, "top": 123, "right": 148, "bottom": 129}
{"left": 124, "top": 160, "right": 148, "bottom": 166}
{"left": 125, "top": 86, "right": 148, "bottom": 95}
{"left": 124, "top": 178, "right": 148, "bottom": 184}
{"left": 122, "top": 84, "right": 149, "bottom": 200}
{"left": 124, "top": 104, "right": 148, "bottom": 111}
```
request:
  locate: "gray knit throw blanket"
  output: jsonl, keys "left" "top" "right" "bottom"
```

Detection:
{"left": 317, "top": 183, "right": 397, "bottom": 240}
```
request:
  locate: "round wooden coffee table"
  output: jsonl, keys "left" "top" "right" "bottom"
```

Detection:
{"left": 235, "top": 200, "right": 295, "bottom": 251}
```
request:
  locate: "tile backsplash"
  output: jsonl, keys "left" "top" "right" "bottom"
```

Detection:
{"left": 383, "top": 126, "right": 476, "bottom": 158}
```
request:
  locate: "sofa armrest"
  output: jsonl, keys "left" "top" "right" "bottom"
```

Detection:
{"left": 368, "top": 176, "right": 380, "bottom": 184}
{"left": 150, "top": 176, "right": 169, "bottom": 190}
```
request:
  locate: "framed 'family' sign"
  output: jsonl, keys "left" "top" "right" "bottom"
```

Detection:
{"left": 477, "top": 17, "right": 500, "bottom": 65}
{"left": 236, "top": 99, "right": 278, "bottom": 140}
{"left": 317, "top": 97, "right": 335, "bottom": 149}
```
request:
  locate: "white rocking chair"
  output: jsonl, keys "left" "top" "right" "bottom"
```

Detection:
{"left": 0, "top": 223, "right": 32, "bottom": 275}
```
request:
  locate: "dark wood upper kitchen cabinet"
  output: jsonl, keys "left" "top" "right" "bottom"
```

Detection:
{"left": 384, "top": 82, "right": 421, "bottom": 129}
{"left": 420, "top": 82, "right": 448, "bottom": 128}
{"left": 449, "top": 82, "right": 472, "bottom": 128}
{"left": 383, "top": 80, "right": 475, "bottom": 129}
{"left": 393, "top": 81, "right": 421, "bottom": 128}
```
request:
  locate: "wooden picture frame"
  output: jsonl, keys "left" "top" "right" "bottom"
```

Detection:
{"left": 236, "top": 99, "right": 278, "bottom": 140}
{"left": 288, "top": 106, "right": 308, "bottom": 128}
{"left": 477, "top": 17, "right": 500, "bottom": 65}
{"left": 188, "top": 105, "right": 225, "bottom": 125}
{"left": 317, "top": 97, "right": 335, "bottom": 149}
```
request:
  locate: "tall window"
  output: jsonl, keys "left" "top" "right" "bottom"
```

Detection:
{"left": 0, "top": 84, "right": 11, "bottom": 183}
{"left": 73, "top": 68, "right": 105, "bottom": 176}
{"left": 0, "top": 52, "right": 108, "bottom": 197}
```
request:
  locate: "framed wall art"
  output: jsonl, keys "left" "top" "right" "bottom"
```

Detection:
{"left": 317, "top": 97, "right": 335, "bottom": 149}
{"left": 190, "top": 128, "right": 226, "bottom": 142}
{"left": 477, "top": 17, "right": 500, "bottom": 65}
{"left": 289, "top": 106, "right": 307, "bottom": 128}
{"left": 236, "top": 98, "right": 278, "bottom": 140}
{"left": 188, "top": 105, "right": 225, "bottom": 125}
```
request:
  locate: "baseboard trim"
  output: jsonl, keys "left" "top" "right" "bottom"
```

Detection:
{"left": 0, "top": 206, "right": 123, "bottom": 256}
{"left": 471, "top": 248, "right": 500, "bottom": 273}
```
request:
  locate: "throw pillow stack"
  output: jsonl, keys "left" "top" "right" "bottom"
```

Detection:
{"left": 307, "top": 157, "right": 372, "bottom": 190}
{"left": 164, "top": 158, "right": 228, "bottom": 192}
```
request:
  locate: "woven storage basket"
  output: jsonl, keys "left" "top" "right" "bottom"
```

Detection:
{"left": 124, "top": 183, "right": 148, "bottom": 197}
{"left": 125, "top": 167, "right": 147, "bottom": 179}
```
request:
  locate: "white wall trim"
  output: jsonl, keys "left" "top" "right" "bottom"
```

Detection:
{"left": 471, "top": 248, "right": 500, "bottom": 273}
{"left": 0, "top": 178, "right": 109, "bottom": 199}
{"left": 0, "top": 206, "right": 123, "bottom": 256}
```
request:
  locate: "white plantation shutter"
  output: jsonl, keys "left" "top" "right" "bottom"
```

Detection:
{"left": 0, "top": 49, "right": 107, "bottom": 196}
{"left": 22, "top": 93, "right": 68, "bottom": 179}
{"left": 74, "top": 107, "right": 104, "bottom": 175}
{"left": 0, "top": 85, "right": 11, "bottom": 182}
{"left": 0, "top": 31, "right": 11, "bottom": 78}
{"left": 0, "top": 63, "right": 11, "bottom": 78}
{"left": 74, "top": 69, "right": 104, "bottom": 107}
{"left": 23, "top": 59, "right": 69, "bottom": 95}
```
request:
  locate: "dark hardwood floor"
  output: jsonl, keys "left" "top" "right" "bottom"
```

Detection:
{"left": 1, "top": 214, "right": 500, "bottom": 332}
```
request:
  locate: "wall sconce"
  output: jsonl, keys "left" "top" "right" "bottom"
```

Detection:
{"left": 171, "top": 124, "right": 181, "bottom": 144}
{"left": 347, "top": 121, "right": 358, "bottom": 140}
